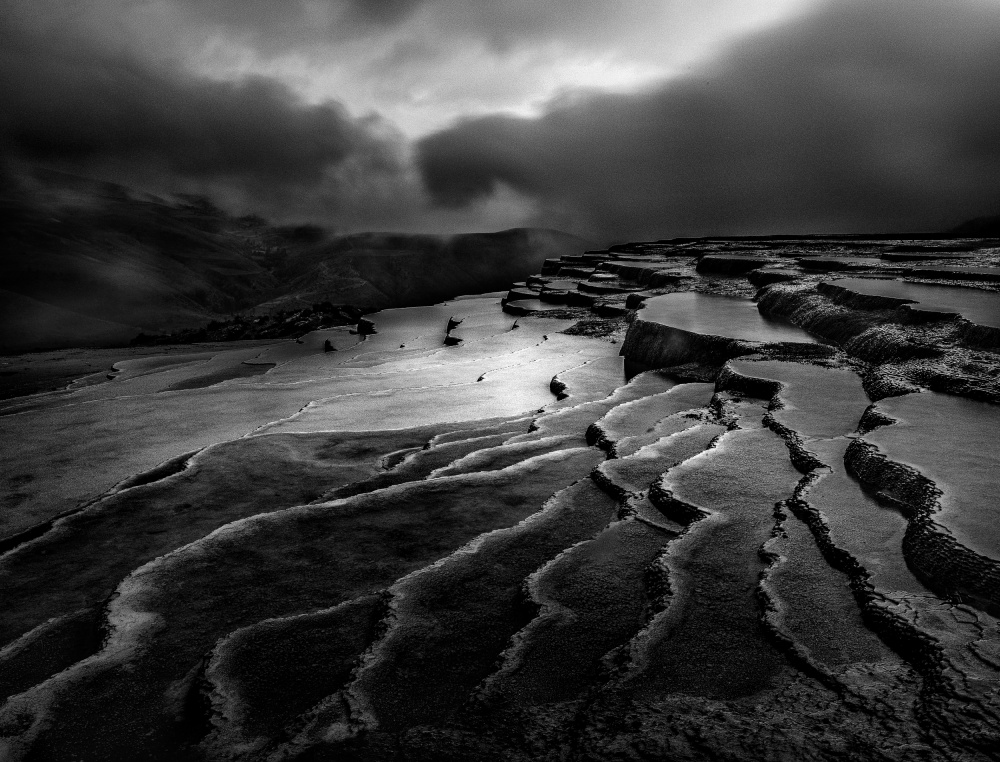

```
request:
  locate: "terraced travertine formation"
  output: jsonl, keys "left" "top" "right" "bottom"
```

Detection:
{"left": 2, "top": 234, "right": 1000, "bottom": 760}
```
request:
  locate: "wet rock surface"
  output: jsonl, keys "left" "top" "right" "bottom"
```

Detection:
{"left": 2, "top": 234, "right": 999, "bottom": 760}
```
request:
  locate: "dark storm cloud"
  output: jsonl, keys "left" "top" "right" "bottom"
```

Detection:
{"left": 154, "top": 0, "right": 666, "bottom": 49}
{"left": 158, "top": 0, "right": 422, "bottom": 43}
{"left": 0, "top": 11, "right": 416, "bottom": 225}
{"left": 417, "top": 0, "right": 1000, "bottom": 239}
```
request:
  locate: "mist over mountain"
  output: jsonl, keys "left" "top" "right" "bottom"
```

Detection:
{"left": 0, "top": 169, "right": 588, "bottom": 352}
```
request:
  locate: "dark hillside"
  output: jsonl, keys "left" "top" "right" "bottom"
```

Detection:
{"left": 0, "top": 170, "right": 587, "bottom": 352}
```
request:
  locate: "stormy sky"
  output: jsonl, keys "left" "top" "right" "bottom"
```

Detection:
{"left": 2, "top": 0, "right": 998, "bottom": 241}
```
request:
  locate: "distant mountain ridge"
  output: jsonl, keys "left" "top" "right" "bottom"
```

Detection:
{"left": 0, "top": 170, "right": 588, "bottom": 352}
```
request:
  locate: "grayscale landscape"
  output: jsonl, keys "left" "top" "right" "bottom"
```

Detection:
{"left": 2, "top": 0, "right": 999, "bottom": 760}
{"left": 3, "top": 231, "right": 1000, "bottom": 760}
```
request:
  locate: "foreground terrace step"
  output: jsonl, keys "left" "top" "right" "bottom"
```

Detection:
{"left": 723, "top": 359, "right": 929, "bottom": 598}
{"left": 291, "top": 478, "right": 618, "bottom": 755}
{"left": 721, "top": 359, "right": 932, "bottom": 601}
{"left": 629, "top": 424, "right": 803, "bottom": 700}
{"left": 0, "top": 422, "right": 516, "bottom": 701}
{"left": 570, "top": 406, "right": 945, "bottom": 762}
{"left": 0, "top": 448, "right": 604, "bottom": 761}
{"left": 723, "top": 359, "right": 929, "bottom": 647}
{"left": 324, "top": 417, "right": 534, "bottom": 499}
{"left": 202, "top": 594, "right": 386, "bottom": 758}
{"left": 423, "top": 416, "right": 534, "bottom": 447}
{"left": 477, "top": 518, "right": 671, "bottom": 711}
{"left": 593, "top": 424, "right": 726, "bottom": 501}
{"left": 844, "top": 395, "right": 1000, "bottom": 749}
{"left": 720, "top": 358, "right": 1000, "bottom": 753}
{"left": 199, "top": 407, "right": 625, "bottom": 755}
{"left": 763, "top": 508, "right": 904, "bottom": 673}
{"left": 474, "top": 421, "right": 728, "bottom": 716}
{"left": 858, "top": 391, "right": 1000, "bottom": 570}
{"left": 427, "top": 434, "right": 581, "bottom": 478}
{"left": 505, "top": 370, "right": 678, "bottom": 445}
{"left": 796, "top": 439, "right": 927, "bottom": 597}
{"left": 587, "top": 382, "right": 716, "bottom": 456}
{"left": 831, "top": 390, "right": 1000, "bottom": 674}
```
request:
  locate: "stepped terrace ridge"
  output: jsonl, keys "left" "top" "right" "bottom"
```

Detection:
{"left": 1, "top": 232, "right": 999, "bottom": 761}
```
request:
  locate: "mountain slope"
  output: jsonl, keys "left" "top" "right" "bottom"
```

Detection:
{"left": 0, "top": 169, "right": 588, "bottom": 352}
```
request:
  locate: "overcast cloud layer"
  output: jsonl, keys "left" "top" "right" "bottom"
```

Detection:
{"left": 2, "top": 0, "right": 998, "bottom": 240}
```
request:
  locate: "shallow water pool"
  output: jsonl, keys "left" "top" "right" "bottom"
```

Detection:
{"left": 827, "top": 278, "right": 1000, "bottom": 328}
{"left": 640, "top": 292, "right": 818, "bottom": 344}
